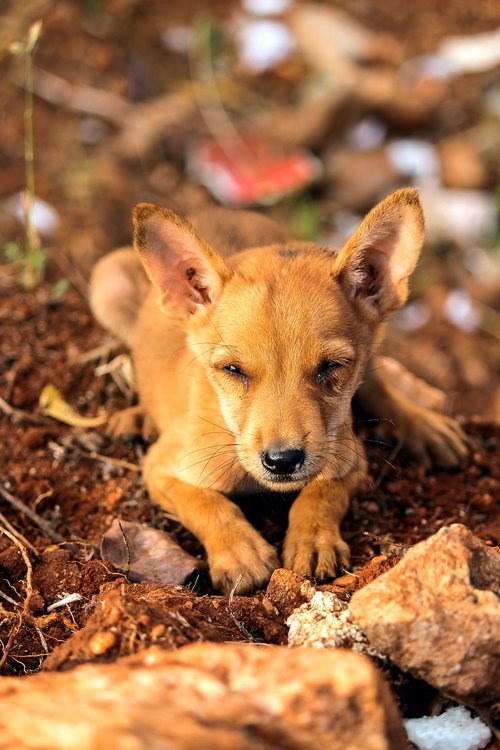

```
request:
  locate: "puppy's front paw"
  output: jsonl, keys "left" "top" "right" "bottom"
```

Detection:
{"left": 379, "top": 407, "right": 468, "bottom": 469}
{"left": 208, "top": 525, "right": 279, "bottom": 594}
{"left": 283, "top": 526, "right": 350, "bottom": 581}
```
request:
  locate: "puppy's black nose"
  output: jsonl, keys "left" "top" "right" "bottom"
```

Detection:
{"left": 261, "top": 447, "right": 305, "bottom": 475}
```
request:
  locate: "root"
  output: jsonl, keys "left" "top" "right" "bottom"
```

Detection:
{"left": 0, "top": 524, "right": 33, "bottom": 670}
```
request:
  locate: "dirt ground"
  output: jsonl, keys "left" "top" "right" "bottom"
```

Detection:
{"left": 0, "top": 0, "right": 499, "bottom": 740}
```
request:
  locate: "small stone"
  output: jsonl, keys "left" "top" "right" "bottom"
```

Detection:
{"left": 404, "top": 706, "right": 491, "bottom": 750}
{"left": 88, "top": 631, "right": 117, "bottom": 656}
{"left": 261, "top": 597, "right": 279, "bottom": 615}
{"left": 332, "top": 573, "right": 357, "bottom": 588}
{"left": 265, "top": 568, "right": 315, "bottom": 619}
{"left": 150, "top": 624, "right": 166, "bottom": 640}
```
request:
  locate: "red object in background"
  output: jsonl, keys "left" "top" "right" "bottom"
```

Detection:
{"left": 188, "top": 128, "right": 322, "bottom": 205}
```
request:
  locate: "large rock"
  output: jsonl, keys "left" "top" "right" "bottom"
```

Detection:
{"left": 349, "top": 524, "right": 500, "bottom": 717}
{"left": 0, "top": 643, "right": 408, "bottom": 749}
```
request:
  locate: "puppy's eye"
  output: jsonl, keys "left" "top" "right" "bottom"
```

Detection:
{"left": 316, "top": 360, "right": 342, "bottom": 381}
{"left": 223, "top": 364, "right": 248, "bottom": 382}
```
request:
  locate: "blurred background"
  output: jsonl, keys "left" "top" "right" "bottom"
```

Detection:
{"left": 1, "top": 0, "right": 499, "bottom": 416}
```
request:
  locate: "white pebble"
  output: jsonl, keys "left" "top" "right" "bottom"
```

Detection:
{"left": 405, "top": 706, "right": 491, "bottom": 750}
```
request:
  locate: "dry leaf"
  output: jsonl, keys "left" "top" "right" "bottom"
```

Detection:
{"left": 39, "top": 384, "right": 107, "bottom": 427}
{"left": 101, "top": 519, "right": 204, "bottom": 585}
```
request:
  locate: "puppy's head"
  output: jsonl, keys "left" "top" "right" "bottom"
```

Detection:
{"left": 133, "top": 189, "right": 424, "bottom": 490}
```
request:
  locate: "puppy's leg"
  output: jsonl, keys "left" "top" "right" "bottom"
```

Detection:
{"left": 284, "top": 440, "right": 366, "bottom": 580}
{"left": 89, "top": 248, "right": 149, "bottom": 347}
{"left": 375, "top": 356, "right": 447, "bottom": 412}
{"left": 143, "top": 437, "right": 279, "bottom": 594}
{"left": 357, "top": 356, "right": 468, "bottom": 468}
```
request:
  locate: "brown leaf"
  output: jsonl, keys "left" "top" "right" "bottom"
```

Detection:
{"left": 101, "top": 519, "right": 204, "bottom": 585}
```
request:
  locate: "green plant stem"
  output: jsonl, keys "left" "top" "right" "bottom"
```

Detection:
{"left": 23, "top": 38, "right": 40, "bottom": 289}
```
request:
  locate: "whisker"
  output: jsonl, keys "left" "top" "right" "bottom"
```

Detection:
{"left": 179, "top": 442, "right": 238, "bottom": 462}
{"left": 200, "top": 456, "right": 238, "bottom": 487}
{"left": 182, "top": 449, "right": 238, "bottom": 474}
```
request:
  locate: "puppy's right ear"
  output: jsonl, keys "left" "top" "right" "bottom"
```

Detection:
{"left": 133, "top": 203, "right": 232, "bottom": 317}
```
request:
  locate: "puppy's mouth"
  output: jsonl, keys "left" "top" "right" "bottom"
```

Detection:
{"left": 251, "top": 465, "right": 319, "bottom": 492}
{"left": 260, "top": 473, "right": 311, "bottom": 491}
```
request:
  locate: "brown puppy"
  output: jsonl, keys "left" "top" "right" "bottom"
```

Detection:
{"left": 90, "top": 189, "right": 467, "bottom": 593}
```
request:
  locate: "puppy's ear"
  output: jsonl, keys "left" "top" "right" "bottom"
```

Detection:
{"left": 333, "top": 188, "right": 425, "bottom": 316}
{"left": 133, "top": 203, "right": 232, "bottom": 316}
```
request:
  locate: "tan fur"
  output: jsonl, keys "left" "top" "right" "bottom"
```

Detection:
{"left": 90, "top": 189, "right": 467, "bottom": 593}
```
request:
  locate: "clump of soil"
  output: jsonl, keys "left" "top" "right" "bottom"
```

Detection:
{"left": 43, "top": 581, "right": 287, "bottom": 672}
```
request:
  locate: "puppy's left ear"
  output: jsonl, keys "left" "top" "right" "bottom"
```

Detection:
{"left": 133, "top": 203, "right": 232, "bottom": 317}
{"left": 334, "top": 188, "right": 425, "bottom": 317}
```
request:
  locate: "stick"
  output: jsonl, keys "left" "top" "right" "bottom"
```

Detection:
{"left": 81, "top": 451, "right": 141, "bottom": 473}
{"left": 0, "top": 396, "right": 48, "bottom": 426}
{"left": 0, "top": 510, "right": 37, "bottom": 554}
{"left": 228, "top": 574, "right": 254, "bottom": 641}
{"left": 32, "top": 67, "right": 130, "bottom": 125}
{"left": 0, "top": 483, "right": 64, "bottom": 543}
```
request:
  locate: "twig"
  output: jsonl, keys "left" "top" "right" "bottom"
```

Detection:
{"left": 81, "top": 451, "right": 141, "bottom": 473}
{"left": 32, "top": 623, "right": 48, "bottom": 654}
{"left": 0, "top": 590, "right": 19, "bottom": 607}
{"left": 117, "top": 520, "right": 132, "bottom": 576}
{"left": 0, "top": 524, "right": 33, "bottom": 670}
{"left": 46, "top": 592, "right": 82, "bottom": 612}
{"left": 49, "top": 246, "right": 89, "bottom": 300}
{"left": 0, "top": 509, "right": 37, "bottom": 554}
{"left": 228, "top": 574, "right": 255, "bottom": 641}
{"left": 33, "top": 488, "right": 54, "bottom": 509}
{"left": 369, "top": 441, "right": 402, "bottom": 493}
{"left": 0, "top": 482, "right": 64, "bottom": 543}
{"left": 0, "top": 395, "right": 48, "bottom": 426}
{"left": 32, "top": 67, "right": 130, "bottom": 124}
{"left": 70, "top": 338, "right": 120, "bottom": 365}
{"left": 363, "top": 531, "right": 412, "bottom": 549}
{"left": 4, "top": 362, "right": 20, "bottom": 403}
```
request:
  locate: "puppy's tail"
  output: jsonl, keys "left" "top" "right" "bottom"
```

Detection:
{"left": 89, "top": 248, "right": 149, "bottom": 348}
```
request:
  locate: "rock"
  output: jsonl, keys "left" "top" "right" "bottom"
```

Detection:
{"left": 287, "top": 590, "right": 383, "bottom": 659}
{"left": 0, "top": 643, "right": 409, "bottom": 749}
{"left": 259, "top": 90, "right": 350, "bottom": 150}
{"left": 419, "top": 188, "right": 497, "bottom": 248}
{"left": 404, "top": 706, "right": 491, "bottom": 750}
{"left": 88, "top": 631, "right": 117, "bottom": 656}
{"left": 349, "top": 524, "right": 500, "bottom": 717}
{"left": 326, "top": 148, "right": 400, "bottom": 211}
{"left": 437, "top": 27, "right": 500, "bottom": 76}
{"left": 438, "top": 135, "right": 489, "bottom": 189}
{"left": 386, "top": 139, "right": 440, "bottom": 185}
{"left": 235, "top": 18, "right": 295, "bottom": 74}
{"left": 289, "top": 3, "right": 376, "bottom": 76}
{"left": 264, "top": 567, "right": 315, "bottom": 618}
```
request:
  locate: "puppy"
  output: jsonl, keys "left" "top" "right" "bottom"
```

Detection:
{"left": 90, "top": 189, "right": 467, "bottom": 593}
